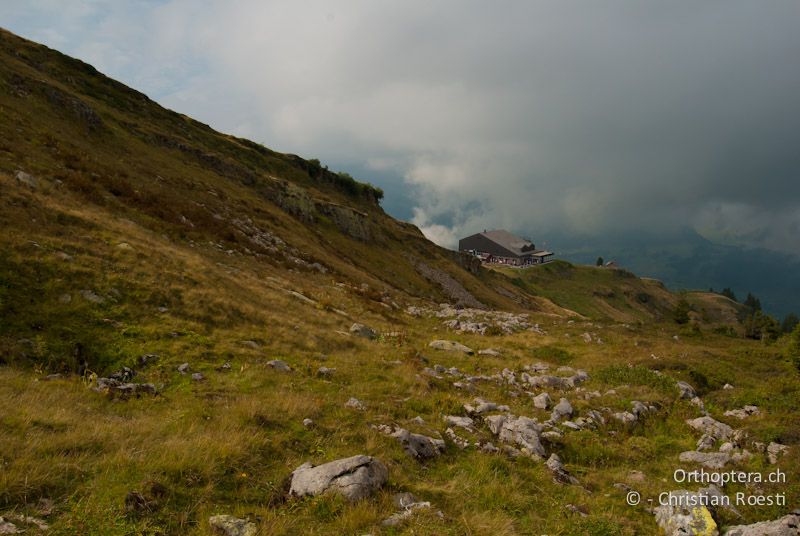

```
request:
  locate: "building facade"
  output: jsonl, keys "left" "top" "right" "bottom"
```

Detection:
{"left": 459, "top": 229, "right": 553, "bottom": 266}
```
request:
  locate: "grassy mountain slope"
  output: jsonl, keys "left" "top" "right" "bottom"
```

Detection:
{"left": 497, "top": 261, "right": 746, "bottom": 328}
{"left": 0, "top": 27, "right": 563, "bottom": 371}
{"left": 0, "top": 29, "right": 798, "bottom": 536}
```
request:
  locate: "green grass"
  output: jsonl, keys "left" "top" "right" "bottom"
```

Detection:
{"left": 0, "top": 27, "right": 798, "bottom": 535}
{"left": 529, "top": 345, "right": 576, "bottom": 365}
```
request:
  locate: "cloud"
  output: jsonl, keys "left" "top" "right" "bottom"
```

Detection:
{"left": 3, "top": 1, "right": 800, "bottom": 254}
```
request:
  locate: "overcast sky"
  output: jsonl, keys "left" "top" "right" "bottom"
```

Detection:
{"left": 3, "top": 1, "right": 799, "bottom": 255}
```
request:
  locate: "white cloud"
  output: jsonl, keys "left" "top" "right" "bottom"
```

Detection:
{"left": 3, "top": 1, "right": 800, "bottom": 256}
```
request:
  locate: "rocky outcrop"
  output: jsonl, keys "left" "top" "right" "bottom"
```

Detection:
{"left": 409, "top": 304, "right": 541, "bottom": 334}
{"left": 484, "top": 414, "right": 546, "bottom": 458}
{"left": 289, "top": 455, "right": 388, "bottom": 501}
{"left": 415, "top": 261, "right": 485, "bottom": 309}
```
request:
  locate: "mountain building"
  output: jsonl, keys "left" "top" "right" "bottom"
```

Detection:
{"left": 459, "top": 229, "right": 553, "bottom": 266}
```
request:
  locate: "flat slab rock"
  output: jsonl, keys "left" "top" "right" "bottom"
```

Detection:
{"left": 679, "top": 451, "right": 733, "bottom": 470}
{"left": 686, "top": 416, "right": 734, "bottom": 441}
{"left": 289, "top": 455, "right": 388, "bottom": 501}
{"left": 428, "top": 340, "right": 474, "bottom": 355}
{"left": 724, "top": 405, "right": 760, "bottom": 419}
{"left": 724, "top": 513, "right": 800, "bottom": 536}
{"left": 209, "top": 515, "right": 257, "bottom": 536}
{"left": 443, "top": 415, "right": 474, "bottom": 431}
{"left": 464, "top": 398, "right": 509, "bottom": 415}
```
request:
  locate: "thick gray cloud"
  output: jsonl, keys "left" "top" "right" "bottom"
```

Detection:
{"left": 3, "top": 1, "right": 799, "bottom": 254}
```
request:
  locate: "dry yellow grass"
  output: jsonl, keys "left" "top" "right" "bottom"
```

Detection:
{"left": 1, "top": 28, "right": 798, "bottom": 535}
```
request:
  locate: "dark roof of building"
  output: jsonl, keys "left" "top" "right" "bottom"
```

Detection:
{"left": 462, "top": 229, "right": 552, "bottom": 258}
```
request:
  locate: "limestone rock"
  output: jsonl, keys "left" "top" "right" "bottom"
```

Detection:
{"left": 289, "top": 455, "right": 388, "bottom": 501}
{"left": 443, "top": 415, "right": 474, "bottom": 431}
{"left": 533, "top": 392, "right": 552, "bottom": 410}
{"left": 525, "top": 362, "right": 550, "bottom": 373}
{"left": 0, "top": 514, "right": 48, "bottom": 533}
{"left": 524, "top": 374, "right": 563, "bottom": 390}
{"left": 317, "top": 366, "right": 336, "bottom": 377}
{"left": 676, "top": 381, "right": 697, "bottom": 400}
{"left": 546, "top": 453, "right": 579, "bottom": 485}
{"left": 585, "top": 409, "right": 606, "bottom": 426}
{"left": 350, "top": 323, "right": 378, "bottom": 340}
{"left": 14, "top": 170, "right": 37, "bottom": 189}
{"left": 631, "top": 401, "right": 651, "bottom": 419}
{"left": 80, "top": 289, "right": 105, "bottom": 304}
{"left": 445, "top": 427, "right": 470, "bottom": 449}
{"left": 94, "top": 377, "right": 157, "bottom": 399}
{"left": 393, "top": 492, "right": 419, "bottom": 509}
{"left": 724, "top": 513, "right": 800, "bottom": 536}
{"left": 484, "top": 414, "right": 546, "bottom": 458}
{"left": 0, "top": 517, "right": 19, "bottom": 535}
{"left": 382, "top": 498, "right": 432, "bottom": 527}
{"left": 209, "top": 515, "right": 257, "bottom": 536}
{"left": 385, "top": 426, "right": 445, "bottom": 459}
{"left": 654, "top": 490, "right": 718, "bottom": 535}
{"left": 267, "top": 360, "right": 291, "bottom": 372}
{"left": 429, "top": 340, "right": 474, "bottom": 355}
{"left": 551, "top": 398, "right": 574, "bottom": 421}
{"left": 478, "top": 348, "right": 501, "bottom": 357}
{"left": 464, "top": 398, "right": 509, "bottom": 415}
{"left": 724, "top": 406, "right": 760, "bottom": 419}
{"left": 686, "top": 416, "right": 734, "bottom": 441}
{"left": 679, "top": 451, "right": 732, "bottom": 469}
{"left": 345, "top": 397, "right": 366, "bottom": 410}
{"left": 767, "top": 442, "right": 789, "bottom": 464}
{"left": 697, "top": 434, "right": 716, "bottom": 451}
{"left": 613, "top": 411, "right": 637, "bottom": 424}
